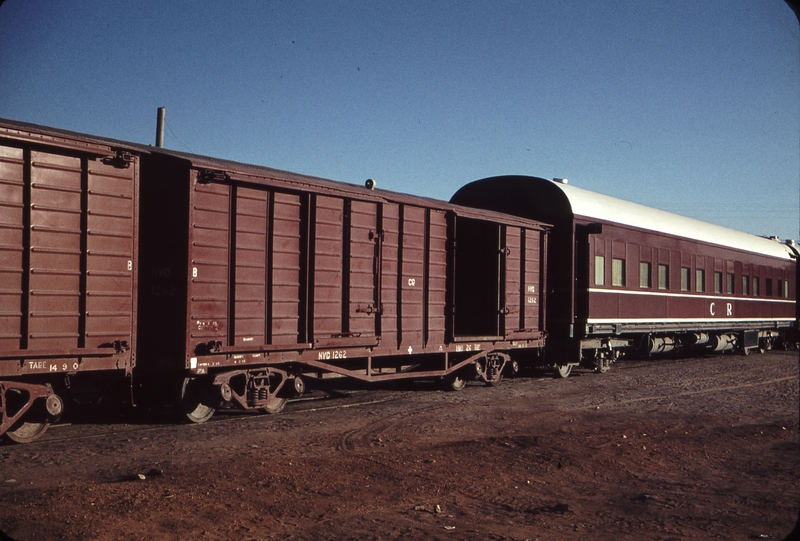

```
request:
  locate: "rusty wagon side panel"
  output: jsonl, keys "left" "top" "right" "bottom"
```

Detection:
{"left": 0, "top": 120, "right": 139, "bottom": 440}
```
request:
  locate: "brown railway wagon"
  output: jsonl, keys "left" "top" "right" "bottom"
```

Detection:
{"left": 135, "top": 150, "right": 549, "bottom": 421}
{"left": 452, "top": 176, "right": 798, "bottom": 373}
{"left": 0, "top": 119, "right": 549, "bottom": 440}
{"left": 0, "top": 120, "right": 139, "bottom": 442}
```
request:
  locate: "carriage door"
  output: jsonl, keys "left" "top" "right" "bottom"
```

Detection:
{"left": 502, "top": 226, "right": 542, "bottom": 340}
{"left": 347, "top": 200, "right": 381, "bottom": 340}
{"left": 312, "top": 196, "right": 380, "bottom": 347}
{"left": 574, "top": 223, "right": 602, "bottom": 327}
{"left": 453, "top": 217, "right": 501, "bottom": 338}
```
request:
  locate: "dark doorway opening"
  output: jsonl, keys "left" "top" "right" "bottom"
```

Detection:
{"left": 453, "top": 217, "right": 501, "bottom": 337}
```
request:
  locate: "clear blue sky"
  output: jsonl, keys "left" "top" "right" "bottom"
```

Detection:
{"left": 1, "top": 1, "right": 798, "bottom": 241}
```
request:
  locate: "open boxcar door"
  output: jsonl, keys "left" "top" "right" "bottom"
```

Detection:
{"left": 452, "top": 217, "right": 544, "bottom": 341}
{"left": 452, "top": 217, "right": 502, "bottom": 339}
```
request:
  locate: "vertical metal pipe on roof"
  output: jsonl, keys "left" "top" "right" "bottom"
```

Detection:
{"left": 155, "top": 107, "right": 166, "bottom": 148}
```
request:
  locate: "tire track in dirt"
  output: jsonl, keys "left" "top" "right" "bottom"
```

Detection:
{"left": 597, "top": 375, "right": 797, "bottom": 409}
{"left": 335, "top": 400, "right": 453, "bottom": 453}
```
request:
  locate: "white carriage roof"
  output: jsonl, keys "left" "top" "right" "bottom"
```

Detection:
{"left": 553, "top": 180, "right": 794, "bottom": 260}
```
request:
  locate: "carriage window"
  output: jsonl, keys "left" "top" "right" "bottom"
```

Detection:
{"left": 595, "top": 255, "right": 605, "bottom": 286}
{"left": 726, "top": 273, "right": 734, "bottom": 295}
{"left": 612, "top": 258, "right": 625, "bottom": 286}
{"left": 742, "top": 276, "right": 749, "bottom": 296}
{"left": 680, "top": 267, "right": 690, "bottom": 291}
{"left": 696, "top": 269, "right": 705, "bottom": 292}
{"left": 766, "top": 278, "right": 773, "bottom": 296}
{"left": 639, "top": 262, "right": 651, "bottom": 288}
{"left": 778, "top": 279, "right": 783, "bottom": 298}
{"left": 753, "top": 276, "right": 760, "bottom": 296}
{"left": 785, "top": 280, "right": 790, "bottom": 298}
{"left": 714, "top": 272, "right": 722, "bottom": 294}
{"left": 658, "top": 264, "right": 669, "bottom": 290}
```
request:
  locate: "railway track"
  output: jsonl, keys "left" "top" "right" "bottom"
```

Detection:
{"left": 2, "top": 351, "right": 794, "bottom": 449}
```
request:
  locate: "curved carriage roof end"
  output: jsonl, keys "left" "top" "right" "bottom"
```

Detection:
{"left": 460, "top": 176, "right": 795, "bottom": 261}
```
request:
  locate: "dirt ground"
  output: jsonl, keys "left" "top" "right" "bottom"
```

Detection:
{"left": 0, "top": 351, "right": 798, "bottom": 541}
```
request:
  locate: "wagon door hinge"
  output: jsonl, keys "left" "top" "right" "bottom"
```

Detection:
{"left": 197, "top": 169, "right": 230, "bottom": 184}
{"left": 101, "top": 150, "right": 135, "bottom": 169}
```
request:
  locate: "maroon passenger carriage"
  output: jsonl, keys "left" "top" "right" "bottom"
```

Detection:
{"left": 452, "top": 176, "right": 798, "bottom": 374}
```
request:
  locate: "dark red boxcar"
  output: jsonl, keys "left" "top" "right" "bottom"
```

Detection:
{"left": 0, "top": 119, "right": 139, "bottom": 441}
{"left": 0, "top": 120, "right": 551, "bottom": 438}
{"left": 452, "top": 176, "right": 798, "bottom": 372}
{"left": 135, "top": 150, "right": 549, "bottom": 420}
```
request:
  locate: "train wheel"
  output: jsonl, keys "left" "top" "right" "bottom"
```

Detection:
{"left": 554, "top": 364, "right": 572, "bottom": 378}
{"left": 445, "top": 372, "right": 467, "bottom": 392}
{"left": 4, "top": 399, "right": 50, "bottom": 444}
{"left": 180, "top": 377, "right": 215, "bottom": 424}
{"left": 506, "top": 360, "right": 520, "bottom": 377}
{"left": 259, "top": 396, "right": 287, "bottom": 415}
{"left": 5, "top": 418, "right": 49, "bottom": 444}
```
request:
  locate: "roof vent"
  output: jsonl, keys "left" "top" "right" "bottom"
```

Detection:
{"left": 786, "top": 239, "right": 796, "bottom": 247}
{"left": 553, "top": 178, "right": 568, "bottom": 184}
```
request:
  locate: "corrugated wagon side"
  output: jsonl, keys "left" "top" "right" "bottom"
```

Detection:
{"left": 0, "top": 120, "right": 139, "bottom": 442}
{"left": 135, "top": 150, "right": 548, "bottom": 422}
